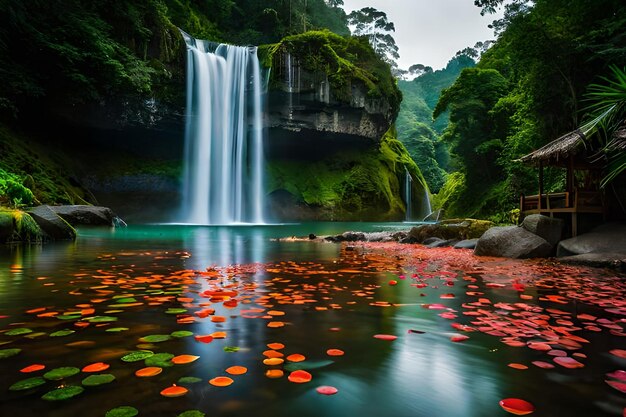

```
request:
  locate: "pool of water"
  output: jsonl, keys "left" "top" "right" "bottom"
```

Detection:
{"left": 0, "top": 223, "right": 625, "bottom": 417}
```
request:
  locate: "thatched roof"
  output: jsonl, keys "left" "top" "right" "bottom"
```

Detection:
{"left": 518, "top": 129, "right": 587, "bottom": 166}
{"left": 612, "top": 126, "right": 626, "bottom": 150}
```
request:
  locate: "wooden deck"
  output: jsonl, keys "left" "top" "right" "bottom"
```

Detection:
{"left": 520, "top": 190, "right": 604, "bottom": 236}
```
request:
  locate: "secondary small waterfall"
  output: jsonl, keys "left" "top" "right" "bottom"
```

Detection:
{"left": 180, "top": 30, "right": 265, "bottom": 224}
{"left": 404, "top": 168, "right": 413, "bottom": 221}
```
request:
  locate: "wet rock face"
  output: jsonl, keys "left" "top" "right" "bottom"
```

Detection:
{"left": 474, "top": 226, "right": 552, "bottom": 259}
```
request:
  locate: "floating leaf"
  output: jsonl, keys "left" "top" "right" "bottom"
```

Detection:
{"left": 531, "top": 361, "right": 555, "bottom": 369}
{"left": 194, "top": 335, "right": 213, "bottom": 344}
{"left": 263, "top": 358, "right": 284, "bottom": 366}
{"left": 373, "top": 334, "right": 397, "bottom": 341}
{"left": 606, "top": 370, "right": 626, "bottom": 381}
{"left": 121, "top": 350, "right": 154, "bottom": 362}
{"left": 224, "top": 346, "right": 240, "bottom": 353}
{"left": 265, "top": 369, "right": 284, "bottom": 379}
{"left": 114, "top": 298, "right": 137, "bottom": 303}
{"left": 267, "top": 343, "right": 284, "bottom": 350}
{"left": 82, "top": 362, "right": 110, "bottom": 373}
{"left": 0, "top": 348, "right": 21, "bottom": 359}
{"left": 165, "top": 308, "right": 187, "bottom": 314}
{"left": 499, "top": 398, "right": 535, "bottom": 415}
{"left": 57, "top": 314, "right": 81, "bottom": 321}
{"left": 44, "top": 367, "right": 80, "bottom": 380}
{"left": 139, "top": 334, "right": 171, "bottom": 343}
{"left": 21, "top": 364, "right": 46, "bottom": 373}
{"left": 172, "top": 355, "right": 200, "bottom": 365}
{"left": 177, "top": 411, "right": 206, "bottom": 417}
{"left": 106, "top": 327, "right": 129, "bottom": 333}
{"left": 105, "top": 406, "right": 139, "bottom": 417}
{"left": 178, "top": 376, "right": 203, "bottom": 385}
{"left": 211, "top": 331, "right": 226, "bottom": 339}
{"left": 554, "top": 356, "right": 584, "bottom": 369}
{"left": 606, "top": 380, "right": 626, "bottom": 393}
{"left": 9, "top": 377, "right": 47, "bottom": 391}
{"left": 145, "top": 353, "right": 174, "bottom": 368}
{"left": 263, "top": 350, "right": 284, "bottom": 358}
{"left": 86, "top": 316, "right": 118, "bottom": 323}
{"left": 50, "top": 329, "right": 75, "bottom": 337}
{"left": 135, "top": 367, "right": 162, "bottom": 377}
{"left": 267, "top": 322, "right": 285, "bottom": 328}
{"left": 450, "top": 334, "right": 470, "bottom": 343}
{"left": 41, "top": 385, "right": 84, "bottom": 401}
{"left": 82, "top": 373, "right": 116, "bottom": 386}
{"left": 161, "top": 385, "right": 188, "bottom": 397}
{"left": 326, "top": 349, "right": 344, "bottom": 356}
{"left": 610, "top": 349, "right": 626, "bottom": 359}
{"left": 288, "top": 370, "right": 312, "bottom": 383}
{"left": 286, "top": 354, "right": 306, "bottom": 362}
{"left": 316, "top": 385, "right": 338, "bottom": 395}
{"left": 6, "top": 328, "right": 33, "bottom": 336}
{"left": 226, "top": 366, "right": 247, "bottom": 375}
{"left": 284, "top": 360, "right": 334, "bottom": 372}
{"left": 171, "top": 330, "right": 194, "bottom": 338}
{"left": 209, "top": 376, "right": 233, "bottom": 387}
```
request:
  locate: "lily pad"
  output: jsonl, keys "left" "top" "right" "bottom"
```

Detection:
{"left": 171, "top": 330, "right": 194, "bottom": 338}
{"left": 165, "top": 308, "right": 187, "bottom": 314}
{"left": 105, "top": 406, "right": 139, "bottom": 417}
{"left": 82, "top": 373, "right": 116, "bottom": 386}
{"left": 0, "top": 348, "right": 21, "bottom": 359}
{"left": 106, "top": 327, "right": 130, "bottom": 333}
{"left": 178, "top": 411, "right": 206, "bottom": 417}
{"left": 9, "top": 377, "right": 47, "bottom": 391}
{"left": 139, "top": 334, "right": 171, "bottom": 343}
{"left": 114, "top": 298, "right": 137, "bottom": 303}
{"left": 177, "top": 376, "right": 203, "bottom": 385}
{"left": 50, "top": 329, "right": 75, "bottom": 337}
{"left": 223, "top": 346, "right": 240, "bottom": 353}
{"left": 44, "top": 367, "right": 81, "bottom": 380}
{"left": 144, "top": 353, "right": 174, "bottom": 368}
{"left": 86, "top": 316, "right": 118, "bottom": 323}
{"left": 56, "top": 314, "right": 81, "bottom": 321}
{"left": 41, "top": 385, "right": 84, "bottom": 401}
{"left": 6, "top": 328, "right": 33, "bottom": 336}
{"left": 25, "top": 332, "right": 47, "bottom": 339}
{"left": 121, "top": 350, "right": 154, "bottom": 362}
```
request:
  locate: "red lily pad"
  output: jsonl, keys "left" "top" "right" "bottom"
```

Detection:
{"left": 316, "top": 385, "right": 338, "bottom": 395}
{"left": 499, "top": 398, "right": 535, "bottom": 415}
{"left": 606, "top": 380, "right": 626, "bottom": 393}
{"left": 373, "top": 334, "right": 397, "bottom": 341}
{"left": 553, "top": 356, "right": 584, "bottom": 368}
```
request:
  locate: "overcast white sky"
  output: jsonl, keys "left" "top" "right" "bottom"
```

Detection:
{"left": 341, "top": 0, "right": 501, "bottom": 70}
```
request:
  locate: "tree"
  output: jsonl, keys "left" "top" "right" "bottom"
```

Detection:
{"left": 325, "top": 0, "right": 343, "bottom": 7}
{"left": 347, "top": 7, "right": 399, "bottom": 65}
{"left": 407, "top": 64, "right": 433, "bottom": 79}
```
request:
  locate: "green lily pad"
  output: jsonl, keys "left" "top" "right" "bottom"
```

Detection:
{"left": 144, "top": 353, "right": 174, "bottom": 368}
{"left": 24, "top": 332, "right": 47, "bottom": 339}
{"left": 50, "top": 329, "right": 75, "bottom": 337}
{"left": 86, "top": 316, "right": 118, "bottom": 323}
{"left": 82, "top": 373, "right": 116, "bottom": 386}
{"left": 165, "top": 308, "right": 187, "bottom": 314}
{"left": 284, "top": 360, "right": 334, "bottom": 372}
{"left": 9, "top": 377, "right": 46, "bottom": 391}
{"left": 121, "top": 350, "right": 154, "bottom": 362}
{"left": 178, "top": 411, "right": 206, "bottom": 417}
{"left": 106, "top": 327, "right": 130, "bottom": 333}
{"left": 171, "top": 330, "right": 193, "bottom": 338}
{"left": 138, "top": 334, "right": 171, "bottom": 343}
{"left": 43, "top": 367, "right": 80, "bottom": 380}
{"left": 6, "top": 328, "right": 33, "bottom": 336}
{"left": 177, "top": 376, "right": 203, "bottom": 385}
{"left": 41, "top": 385, "right": 84, "bottom": 401}
{"left": 0, "top": 348, "right": 21, "bottom": 359}
{"left": 57, "top": 314, "right": 81, "bottom": 321}
{"left": 223, "top": 346, "right": 240, "bottom": 353}
{"left": 105, "top": 406, "right": 139, "bottom": 417}
{"left": 113, "top": 297, "right": 137, "bottom": 303}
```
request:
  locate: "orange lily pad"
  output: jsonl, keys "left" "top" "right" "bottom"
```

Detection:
{"left": 20, "top": 364, "right": 46, "bottom": 373}
{"left": 82, "top": 362, "right": 110, "bottom": 373}
{"left": 194, "top": 335, "right": 214, "bottom": 343}
{"left": 288, "top": 370, "right": 312, "bottom": 383}
{"left": 326, "top": 349, "right": 344, "bottom": 356}
{"left": 211, "top": 332, "right": 227, "bottom": 339}
{"left": 209, "top": 376, "right": 233, "bottom": 387}
{"left": 263, "top": 350, "right": 284, "bottom": 358}
{"left": 160, "top": 385, "right": 188, "bottom": 397}
{"left": 211, "top": 316, "right": 226, "bottom": 323}
{"left": 286, "top": 354, "right": 306, "bottom": 362}
{"left": 263, "top": 358, "right": 284, "bottom": 366}
{"left": 508, "top": 363, "right": 528, "bottom": 370}
{"left": 373, "top": 334, "right": 397, "bottom": 341}
{"left": 225, "top": 366, "right": 247, "bottom": 375}
{"left": 135, "top": 367, "right": 163, "bottom": 377}
{"left": 172, "top": 355, "right": 200, "bottom": 365}
{"left": 265, "top": 369, "right": 284, "bottom": 379}
{"left": 267, "top": 343, "right": 285, "bottom": 350}
{"left": 267, "top": 321, "right": 285, "bottom": 328}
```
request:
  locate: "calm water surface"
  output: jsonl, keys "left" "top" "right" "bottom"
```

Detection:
{"left": 0, "top": 223, "right": 625, "bottom": 417}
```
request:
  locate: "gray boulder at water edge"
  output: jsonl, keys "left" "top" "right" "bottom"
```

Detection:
{"left": 557, "top": 223, "right": 626, "bottom": 257}
{"left": 49, "top": 205, "right": 115, "bottom": 226}
{"left": 474, "top": 226, "right": 552, "bottom": 259}
{"left": 521, "top": 214, "right": 563, "bottom": 247}
{"left": 27, "top": 205, "right": 76, "bottom": 240}
{"left": 454, "top": 239, "right": 479, "bottom": 250}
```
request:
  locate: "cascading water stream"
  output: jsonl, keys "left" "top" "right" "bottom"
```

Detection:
{"left": 180, "top": 30, "right": 266, "bottom": 224}
{"left": 404, "top": 168, "right": 413, "bottom": 221}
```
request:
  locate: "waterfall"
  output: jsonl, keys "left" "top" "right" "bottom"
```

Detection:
{"left": 180, "top": 30, "right": 266, "bottom": 225}
{"left": 421, "top": 186, "right": 433, "bottom": 220}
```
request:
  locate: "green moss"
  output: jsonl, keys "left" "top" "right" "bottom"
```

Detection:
{"left": 432, "top": 172, "right": 466, "bottom": 216}
{"left": 261, "top": 30, "right": 401, "bottom": 117}
{"left": 0, "top": 208, "right": 43, "bottom": 243}
{"left": 267, "top": 127, "right": 429, "bottom": 220}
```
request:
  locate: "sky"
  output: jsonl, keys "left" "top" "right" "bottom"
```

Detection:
{"left": 341, "top": 0, "right": 501, "bottom": 70}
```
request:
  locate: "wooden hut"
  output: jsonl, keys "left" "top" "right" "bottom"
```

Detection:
{"left": 518, "top": 130, "right": 605, "bottom": 236}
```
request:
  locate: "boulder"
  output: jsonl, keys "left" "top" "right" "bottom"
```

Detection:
{"left": 557, "top": 223, "right": 626, "bottom": 257}
{"left": 454, "top": 239, "right": 479, "bottom": 250}
{"left": 27, "top": 205, "right": 76, "bottom": 240}
{"left": 408, "top": 219, "right": 494, "bottom": 243}
{"left": 427, "top": 239, "right": 457, "bottom": 248}
{"left": 521, "top": 214, "right": 563, "bottom": 247}
{"left": 49, "top": 205, "right": 114, "bottom": 226}
{"left": 558, "top": 252, "right": 626, "bottom": 271}
{"left": 474, "top": 226, "right": 552, "bottom": 259}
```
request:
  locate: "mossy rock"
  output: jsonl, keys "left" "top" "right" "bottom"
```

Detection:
{"left": 0, "top": 209, "right": 44, "bottom": 243}
{"left": 408, "top": 219, "right": 494, "bottom": 242}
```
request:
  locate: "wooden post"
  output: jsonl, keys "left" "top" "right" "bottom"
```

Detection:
{"left": 538, "top": 161, "right": 544, "bottom": 210}
{"left": 566, "top": 155, "right": 574, "bottom": 207}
